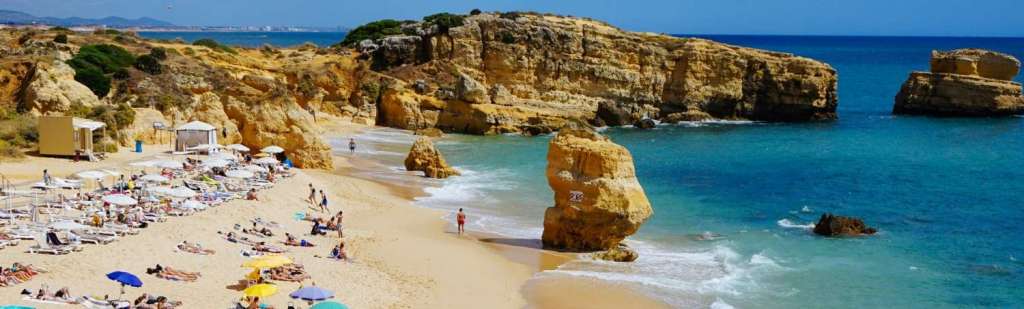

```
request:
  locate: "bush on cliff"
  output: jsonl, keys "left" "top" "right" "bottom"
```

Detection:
{"left": 53, "top": 33, "right": 68, "bottom": 44}
{"left": 134, "top": 54, "right": 162, "bottom": 75}
{"left": 470, "top": 9, "right": 482, "bottom": 15}
{"left": 66, "top": 44, "right": 136, "bottom": 97}
{"left": 339, "top": 19, "right": 407, "bottom": 46}
{"left": 149, "top": 47, "right": 168, "bottom": 60}
{"left": 423, "top": 13, "right": 465, "bottom": 32}
{"left": 193, "top": 38, "right": 237, "bottom": 54}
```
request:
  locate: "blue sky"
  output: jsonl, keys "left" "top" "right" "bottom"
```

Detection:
{"left": 3, "top": 0, "right": 1023, "bottom": 36}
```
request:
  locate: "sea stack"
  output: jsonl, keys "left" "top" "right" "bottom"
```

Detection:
{"left": 541, "top": 125, "right": 653, "bottom": 251}
{"left": 404, "top": 136, "right": 460, "bottom": 179}
{"left": 813, "top": 213, "right": 877, "bottom": 237}
{"left": 894, "top": 49, "right": 1024, "bottom": 116}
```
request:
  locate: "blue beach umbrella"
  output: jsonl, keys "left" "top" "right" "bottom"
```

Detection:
{"left": 290, "top": 286, "right": 335, "bottom": 301}
{"left": 310, "top": 302, "right": 348, "bottom": 309}
{"left": 106, "top": 271, "right": 142, "bottom": 299}
{"left": 0, "top": 306, "right": 34, "bottom": 309}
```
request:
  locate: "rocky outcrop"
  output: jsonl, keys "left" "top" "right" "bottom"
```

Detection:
{"left": 363, "top": 13, "right": 838, "bottom": 135}
{"left": 21, "top": 60, "right": 100, "bottom": 115}
{"left": 592, "top": 244, "right": 639, "bottom": 262}
{"left": 404, "top": 136, "right": 459, "bottom": 179}
{"left": 813, "top": 213, "right": 877, "bottom": 237}
{"left": 895, "top": 49, "right": 1024, "bottom": 116}
{"left": 224, "top": 94, "right": 333, "bottom": 169}
{"left": 542, "top": 125, "right": 653, "bottom": 251}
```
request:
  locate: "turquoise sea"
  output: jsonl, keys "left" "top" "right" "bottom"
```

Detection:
{"left": 344, "top": 36, "right": 1024, "bottom": 308}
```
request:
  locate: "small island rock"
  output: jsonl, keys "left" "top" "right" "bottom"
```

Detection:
{"left": 813, "top": 213, "right": 877, "bottom": 237}
{"left": 404, "top": 136, "right": 459, "bottom": 179}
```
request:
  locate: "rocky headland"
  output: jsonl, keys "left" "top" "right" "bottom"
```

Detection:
{"left": 0, "top": 11, "right": 840, "bottom": 168}
{"left": 894, "top": 49, "right": 1024, "bottom": 116}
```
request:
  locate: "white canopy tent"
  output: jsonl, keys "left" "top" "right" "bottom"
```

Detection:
{"left": 174, "top": 121, "right": 218, "bottom": 152}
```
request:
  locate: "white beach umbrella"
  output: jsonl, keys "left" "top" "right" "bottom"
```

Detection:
{"left": 209, "top": 152, "right": 238, "bottom": 161}
{"left": 178, "top": 200, "right": 207, "bottom": 210}
{"left": 225, "top": 170, "right": 255, "bottom": 179}
{"left": 129, "top": 160, "right": 157, "bottom": 168}
{"left": 203, "top": 158, "right": 232, "bottom": 168}
{"left": 242, "top": 165, "right": 268, "bottom": 173}
{"left": 49, "top": 220, "right": 90, "bottom": 230}
{"left": 227, "top": 144, "right": 250, "bottom": 152}
{"left": 260, "top": 146, "right": 284, "bottom": 154}
{"left": 154, "top": 160, "right": 185, "bottom": 170}
{"left": 188, "top": 144, "right": 222, "bottom": 152}
{"left": 168, "top": 187, "right": 198, "bottom": 199}
{"left": 76, "top": 170, "right": 108, "bottom": 179}
{"left": 253, "top": 157, "right": 279, "bottom": 165}
{"left": 140, "top": 174, "right": 170, "bottom": 183}
{"left": 102, "top": 194, "right": 138, "bottom": 206}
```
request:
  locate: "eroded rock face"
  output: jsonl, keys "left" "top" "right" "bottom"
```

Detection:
{"left": 21, "top": 60, "right": 100, "bottom": 115}
{"left": 404, "top": 136, "right": 459, "bottom": 179}
{"left": 542, "top": 126, "right": 653, "bottom": 251}
{"left": 813, "top": 213, "right": 877, "bottom": 237}
{"left": 895, "top": 49, "right": 1024, "bottom": 116}
{"left": 366, "top": 13, "right": 838, "bottom": 135}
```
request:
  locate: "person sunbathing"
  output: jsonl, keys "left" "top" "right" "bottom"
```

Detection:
{"left": 283, "top": 233, "right": 315, "bottom": 247}
{"left": 252, "top": 242, "right": 286, "bottom": 253}
{"left": 243, "top": 227, "right": 274, "bottom": 237}
{"left": 146, "top": 264, "right": 201, "bottom": 282}
{"left": 268, "top": 264, "right": 310, "bottom": 282}
{"left": 177, "top": 241, "right": 215, "bottom": 255}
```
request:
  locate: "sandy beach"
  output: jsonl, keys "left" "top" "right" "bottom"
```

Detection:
{"left": 0, "top": 119, "right": 669, "bottom": 309}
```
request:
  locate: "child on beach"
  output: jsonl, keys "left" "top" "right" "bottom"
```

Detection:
{"left": 318, "top": 190, "right": 328, "bottom": 212}
{"left": 456, "top": 208, "right": 466, "bottom": 235}
{"left": 348, "top": 138, "right": 356, "bottom": 154}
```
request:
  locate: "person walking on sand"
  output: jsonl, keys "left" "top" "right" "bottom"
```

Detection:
{"left": 348, "top": 138, "right": 356, "bottom": 154}
{"left": 319, "top": 190, "right": 329, "bottom": 213}
{"left": 307, "top": 184, "right": 316, "bottom": 205}
{"left": 42, "top": 169, "right": 51, "bottom": 185}
{"left": 456, "top": 208, "right": 466, "bottom": 235}
{"left": 334, "top": 211, "right": 344, "bottom": 238}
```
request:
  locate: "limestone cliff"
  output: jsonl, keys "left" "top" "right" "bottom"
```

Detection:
{"left": 542, "top": 125, "right": 653, "bottom": 251}
{"left": 361, "top": 12, "right": 838, "bottom": 134}
{"left": 895, "top": 49, "right": 1024, "bottom": 116}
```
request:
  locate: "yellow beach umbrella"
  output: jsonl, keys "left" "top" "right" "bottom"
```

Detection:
{"left": 243, "top": 283, "right": 278, "bottom": 297}
{"left": 242, "top": 255, "right": 293, "bottom": 269}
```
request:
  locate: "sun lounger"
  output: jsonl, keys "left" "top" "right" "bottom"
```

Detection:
{"left": 28, "top": 237, "right": 73, "bottom": 255}
{"left": 74, "top": 230, "right": 116, "bottom": 244}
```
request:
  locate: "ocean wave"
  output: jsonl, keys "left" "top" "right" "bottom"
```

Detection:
{"left": 777, "top": 218, "right": 815, "bottom": 230}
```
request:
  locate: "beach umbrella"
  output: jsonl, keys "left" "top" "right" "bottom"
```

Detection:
{"left": 243, "top": 284, "right": 278, "bottom": 298}
{"left": 261, "top": 146, "right": 284, "bottom": 154}
{"left": 167, "top": 187, "right": 197, "bottom": 199}
{"left": 243, "top": 165, "right": 268, "bottom": 173}
{"left": 225, "top": 170, "right": 255, "bottom": 179}
{"left": 179, "top": 200, "right": 207, "bottom": 210}
{"left": 227, "top": 144, "right": 250, "bottom": 152}
{"left": 203, "top": 158, "right": 232, "bottom": 168}
{"left": 102, "top": 194, "right": 137, "bottom": 206}
{"left": 140, "top": 174, "right": 170, "bottom": 183}
{"left": 253, "top": 153, "right": 270, "bottom": 158}
{"left": 310, "top": 301, "right": 349, "bottom": 309}
{"left": 290, "top": 286, "right": 335, "bottom": 301}
{"left": 188, "top": 144, "right": 221, "bottom": 152}
{"left": 242, "top": 255, "right": 293, "bottom": 269}
{"left": 154, "top": 160, "right": 184, "bottom": 170}
{"left": 76, "top": 170, "right": 108, "bottom": 179}
{"left": 253, "top": 157, "right": 278, "bottom": 165}
{"left": 129, "top": 160, "right": 157, "bottom": 168}
{"left": 49, "top": 220, "right": 89, "bottom": 230}
{"left": 0, "top": 305, "right": 35, "bottom": 309}
{"left": 106, "top": 270, "right": 142, "bottom": 299}
{"left": 209, "top": 152, "right": 238, "bottom": 161}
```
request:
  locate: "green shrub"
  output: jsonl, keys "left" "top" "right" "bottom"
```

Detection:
{"left": 0, "top": 140, "right": 21, "bottom": 158}
{"left": 134, "top": 54, "right": 162, "bottom": 75}
{"left": 192, "top": 38, "right": 236, "bottom": 54}
{"left": 113, "top": 68, "right": 131, "bottom": 80}
{"left": 339, "top": 19, "right": 408, "bottom": 46}
{"left": 149, "top": 47, "right": 167, "bottom": 60}
{"left": 66, "top": 44, "right": 136, "bottom": 97}
{"left": 0, "top": 114, "right": 37, "bottom": 156}
{"left": 470, "top": 9, "right": 482, "bottom": 15}
{"left": 500, "top": 11, "right": 523, "bottom": 20}
{"left": 183, "top": 47, "right": 196, "bottom": 56}
{"left": 71, "top": 65, "right": 111, "bottom": 97}
{"left": 423, "top": 13, "right": 465, "bottom": 32}
{"left": 53, "top": 33, "right": 68, "bottom": 44}
{"left": 50, "top": 26, "right": 71, "bottom": 32}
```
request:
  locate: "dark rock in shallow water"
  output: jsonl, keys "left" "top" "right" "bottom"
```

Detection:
{"left": 634, "top": 118, "right": 657, "bottom": 129}
{"left": 592, "top": 244, "right": 639, "bottom": 262}
{"left": 813, "top": 213, "right": 877, "bottom": 237}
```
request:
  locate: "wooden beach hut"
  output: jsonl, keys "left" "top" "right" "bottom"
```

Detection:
{"left": 37, "top": 116, "right": 106, "bottom": 158}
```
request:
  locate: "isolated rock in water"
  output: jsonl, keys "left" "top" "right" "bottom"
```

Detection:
{"left": 930, "top": 49, "right": 1020, "bottom": 81}
{"left": 662, "top": 111, "right": 713, "bottom": 123}
{"left": 542, "top": 125, "right": 654, "bottom": 251}
{"left": 633, "top": 118, "right": 657, "bottom": 129}
{"left": 813, "top": 213, "right": 877, "bottom": 237}
{"left": 592, "top": 244, "right": 640, "bottom": 262}
{"left": 894, "top": 49, "right": 1024, "bottom": 116}
{"left": 404, "top": 136, "right": 459, "bottom": 179}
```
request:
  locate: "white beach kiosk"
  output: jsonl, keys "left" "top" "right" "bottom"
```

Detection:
{"left": 174, "top": 121, "right": 217, "bottom": 152}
